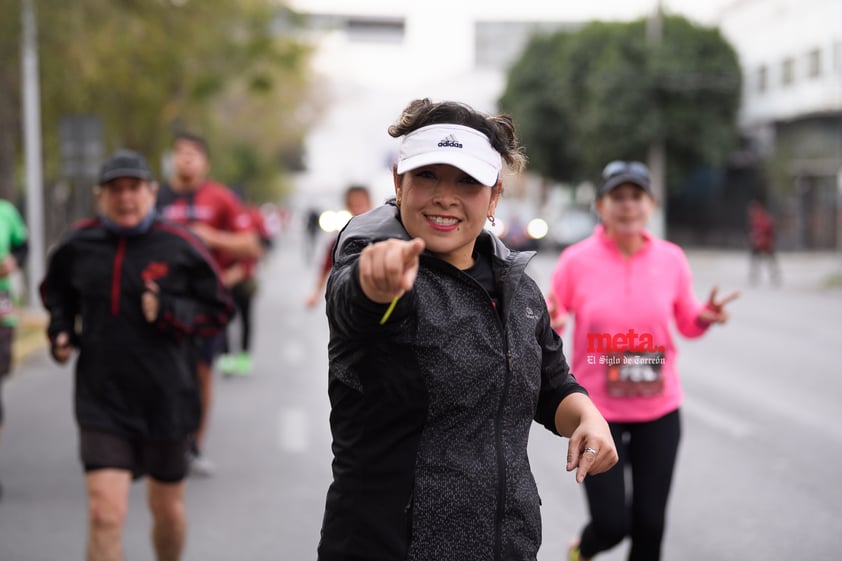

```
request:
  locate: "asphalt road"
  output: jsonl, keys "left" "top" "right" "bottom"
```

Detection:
{"left": 1, "top": 229, "right": 840, "bottom": 561}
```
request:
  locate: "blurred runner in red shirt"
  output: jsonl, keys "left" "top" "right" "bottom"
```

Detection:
{"left": 157, "top": 132, "right": 262, "bottom": 476}
{"left": 747, "top": 200, "right": 781, "bottom": 286}
{"left": 305, "top": 185, "right": 372, "bottom": 308}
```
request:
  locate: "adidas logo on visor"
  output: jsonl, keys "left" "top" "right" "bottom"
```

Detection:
{"left": 397, "top": 123, "right": 502, "bottom": 187}
{"left": 437, "top": 134, "right": 463, "bottom": 148}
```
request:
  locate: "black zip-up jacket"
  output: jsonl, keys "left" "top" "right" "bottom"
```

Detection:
{"left": 318, "top": 203, "right": 587, "bottom": 561}
{"left": 40, "top": 216, "right": 233, "bottom": 439}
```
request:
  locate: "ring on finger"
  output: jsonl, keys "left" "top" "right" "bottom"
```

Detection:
{"left": 583, "top": 447, "right": 599, "bottom": 457}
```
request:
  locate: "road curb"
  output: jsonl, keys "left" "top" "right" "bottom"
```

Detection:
{"left": 12, "top": 309, "right": 48, "bottom": 364}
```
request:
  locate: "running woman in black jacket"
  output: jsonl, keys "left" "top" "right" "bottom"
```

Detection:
{"left": 317, "top": 99, "right": 618, "bottom": 561}
{"left": 40, "top": 149, "right": 233, "bottom": 561}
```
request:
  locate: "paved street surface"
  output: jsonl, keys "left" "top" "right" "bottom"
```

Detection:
{"left": 1, "top": 226, "right": 840, "bottom": 561}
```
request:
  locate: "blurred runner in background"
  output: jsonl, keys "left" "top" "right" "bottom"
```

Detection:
{"left": 305, "top": 185, "right": 372, "bottom": 308}
{"left": 547, "top": 160, "right": 739, "bottom": 561}
{"left": 41, "top": 150, "right": 232, "bottom": 561}
{"left": 0, "top": 197, "right": 27, "bottom": 502}
{"left": 157, "top": 132, "right": 262, "bottom": 476}
{"left": 747, "top": 199, "right": 781, "bottom": 286}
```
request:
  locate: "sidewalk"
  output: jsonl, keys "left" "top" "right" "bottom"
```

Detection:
{"left": 12, "top": 309, "right": 47, "bottom": 365}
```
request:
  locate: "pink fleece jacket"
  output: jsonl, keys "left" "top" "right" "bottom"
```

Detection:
{"left": 548, "top": 225, "right": 709, "bottom": 423}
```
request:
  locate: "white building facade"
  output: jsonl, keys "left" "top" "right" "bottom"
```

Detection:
{"left": 718, "top": 0, "right": 842, "bottom": 248}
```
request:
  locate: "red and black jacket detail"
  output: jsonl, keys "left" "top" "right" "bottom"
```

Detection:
{"left": 39, "top": 216, "right": 234, "bottom": 439}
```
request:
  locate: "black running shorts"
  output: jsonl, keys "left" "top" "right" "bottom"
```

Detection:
{"left": 0, "top": 324, "right": 14, "bottom": 377}
{"left": 0, "top": 325, "right": 14, "bottom": 424}
{"left": 79, "top": 429, "right": 192, "bottom": 483}
{"left": 195, "top": 332, "right": 226, "bottom": 365}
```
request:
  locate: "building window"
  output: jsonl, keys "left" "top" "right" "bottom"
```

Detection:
{"left": 757, "top": 65, "right": 768, "bottom": 93}
{"left": 474, "top": 20, "right": 580, "bottom": 69}
{"left": 346, "top": 17, "right": 404, "bottom": 44}
{"left": 781, "top": 57, "right": 795, "bottom": 86}
{"left": 806, "top": 48, "right": 821, "bottom": 78}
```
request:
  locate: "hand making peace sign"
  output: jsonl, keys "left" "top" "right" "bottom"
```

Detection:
{"left": 698, "top": 285, "right": 740, "bottom": 325}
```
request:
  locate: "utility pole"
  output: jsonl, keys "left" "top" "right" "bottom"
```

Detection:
{"left": 646, "top": 0, "right": 666, "bottom": 239}
{"left": 21, "top": 0, "right": 45, "bottom": 308}
{"left": 837, "top": 167, "right": 842, "bottom": 256}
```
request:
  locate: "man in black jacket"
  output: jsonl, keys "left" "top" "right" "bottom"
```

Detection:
{"left": 40, "top": 149, "right": 233, "bottom": 561}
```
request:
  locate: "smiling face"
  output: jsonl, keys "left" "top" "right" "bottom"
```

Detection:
{"left": 394, "top": 163, "right": 500, "bottom": 269}
{"left": 595, "top": 183, "right": 654, "bottom": 238}
{"left": 96, "top": 177, "right": 157, "bottom": 228}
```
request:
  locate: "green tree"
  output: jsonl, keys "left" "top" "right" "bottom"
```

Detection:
{"left": 1, "top": 0, "right": 316, "bottom": 204}
{"left": 500, "top": 14, "right": 741, "bottom": 192}
{"left": 499, "top": 33, "right": 580, "bottom": 182}
{"left": 0, "top": 0, "right": 22, "bottom": 202}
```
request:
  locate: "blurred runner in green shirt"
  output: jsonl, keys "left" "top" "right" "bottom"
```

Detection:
{"left": 0, "top": 197, "right": 28, "bottom": 501}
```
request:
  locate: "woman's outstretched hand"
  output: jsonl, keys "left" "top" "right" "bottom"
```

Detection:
{"left": 359, "top": 238, "right": 426, "bottom": 304}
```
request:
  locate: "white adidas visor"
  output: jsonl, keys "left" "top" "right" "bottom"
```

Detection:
{"left": 396, "top": 124, "right": 503, "bottom": 187}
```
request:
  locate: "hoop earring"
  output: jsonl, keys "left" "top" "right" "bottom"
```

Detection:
{"left": 487, "top": 215, "right": 496, "bottom": 227}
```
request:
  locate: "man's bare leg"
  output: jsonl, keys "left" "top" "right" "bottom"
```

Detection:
{"left": 85, "top": 469, "right": 131, "bottom": 561}
{"left": 147, "top": 478, "right": 187, "bottom": 561}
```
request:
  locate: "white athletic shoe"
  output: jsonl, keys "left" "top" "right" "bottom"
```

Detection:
{"left": 188, "top": 452, "right": 216, "bottom": 477}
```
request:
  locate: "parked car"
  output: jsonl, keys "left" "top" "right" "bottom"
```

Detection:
{"left": 490, "top": 199, "right": 547, "bottom": 251}
{"left": 545, "top": 206, "right": 597, "bottom": 249}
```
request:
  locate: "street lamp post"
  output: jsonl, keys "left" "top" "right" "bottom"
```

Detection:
{"left": 21, "top": 0, "right": 45, "bottom": 309}
{"left": 647, "top": 0, "right": 667, "bottom": 240}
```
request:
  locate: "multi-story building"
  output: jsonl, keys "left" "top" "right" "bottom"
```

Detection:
{"left": 718, "top": 0, "right": 842, "bottom": 249}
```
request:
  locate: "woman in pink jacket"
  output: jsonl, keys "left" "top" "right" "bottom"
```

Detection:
{"left": 548, "top": 161, "right": 738, "bottom": 561}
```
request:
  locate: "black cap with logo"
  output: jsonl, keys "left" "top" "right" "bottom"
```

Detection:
{"left": 598, "top": 160, "right": 653, "bottom": 197}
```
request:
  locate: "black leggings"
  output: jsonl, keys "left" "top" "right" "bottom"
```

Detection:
{"left": 579, "top": 408, "right": 681, "bottom": 561}
{"left": 228, "top": 280, "right": 255, "bottom": 352}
